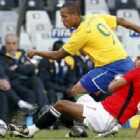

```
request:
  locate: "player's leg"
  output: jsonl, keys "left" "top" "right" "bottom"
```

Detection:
{"left": 8, "top": 100, "right": 86, "bottom": 137}
{"left": 70, "top": 71, "right": 100, "bottom": 101}
{"left": 71, "top": 81, "right": 89, "bottom": 97}
{"left": 60, "top": 114, "right": 88, "bottom": 137}
{"left": 70, "top": 68, "right": 108, "bottom": 103}
{"left": 55, "top": 100, "right": 85, "bottom": 122}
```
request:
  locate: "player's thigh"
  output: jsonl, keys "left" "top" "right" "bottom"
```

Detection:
{"left": 54, "top": 100, "right": 84, "bottom": 123}
{"left": 81, "top": 102, "right": 117, "bottom": 132}
{"left": 71, "top": 71, "right": 101, "bottom": 97}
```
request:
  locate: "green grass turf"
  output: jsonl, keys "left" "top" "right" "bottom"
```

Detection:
{"left": 4, "top": 128, "right": 139, "bottom": 140}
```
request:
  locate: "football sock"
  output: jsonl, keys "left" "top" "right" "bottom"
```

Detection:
{"left": 70, "top": 126, "right": 84, "bottom": 136}
{"left": 60, "top": 116, "right": 83, "bottom": 136}
{"left": 76, "top": 94, "right": 94, "bottom": 103}
{"left": 74, "top": 93, "right": 85, "bottom": 101}
{"left": 28, "top": 124, "right": 39, "bottom": 137}
{"left": 35, "top": 106, "right": 61, "bottom": 129}
{"left": 61, "top": 117, "right": 74, "bottom": 128}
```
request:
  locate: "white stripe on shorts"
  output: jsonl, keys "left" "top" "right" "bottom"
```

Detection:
{"left": 92, "top": 71, "right": 108, "bottom": 93}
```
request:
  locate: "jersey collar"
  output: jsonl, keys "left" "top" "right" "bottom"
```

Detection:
{"left": 78, "top": 16, "right": 85, "bottom": 27}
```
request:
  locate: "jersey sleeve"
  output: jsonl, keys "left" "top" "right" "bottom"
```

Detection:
{"left": 123, "top": 68, "right": 138, "bottom": 83}
{"left": 64, "top": 56, "right": 75, "bottom": 70}
{"left": 100, "top": 14, "right": 117, "bottom": 30}
{"left": 62, "top": 28, "right": 87, "bottom": 55}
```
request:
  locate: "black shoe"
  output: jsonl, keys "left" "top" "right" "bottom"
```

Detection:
{"left": 8, "top": 124, "right": 30, "bottom": 138}
{"left": 53, "top": 120, "right": 60, "bottom": 130}
{"left": 65, "top": 131, "right": 88, "bottom": 138}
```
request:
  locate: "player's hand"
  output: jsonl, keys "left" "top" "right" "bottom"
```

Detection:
{"left": 0, "top": 79, "right": 11, "bottom": 90}
{"left": 27, "top": 50, "right": 37, "bottom": 58}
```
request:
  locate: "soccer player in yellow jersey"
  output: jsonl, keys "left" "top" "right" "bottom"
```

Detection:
{"left": 27, "top": 2, "right": 140, "bottom": 100}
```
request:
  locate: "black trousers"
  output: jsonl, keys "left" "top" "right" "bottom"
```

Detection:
{"left": 47, "top": 89, "right": 57, "bottom": 105}
{"left": 4, "top": 89, "right": 20, "bottom": 106}
{"left": 0, "top": 89, "right": 21, "bottom": 124}
{"left": 12, "top": 75, "right": 49, "bottom": 109}
{"left": 0, "top": 91, "right": 9, "bottom": 124}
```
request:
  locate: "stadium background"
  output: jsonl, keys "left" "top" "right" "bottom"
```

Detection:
{"left": 0, "top": 0, "right": 140, "bottom": 130}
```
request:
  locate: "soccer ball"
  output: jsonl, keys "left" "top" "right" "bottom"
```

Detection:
{"left": 0, "top": 120, "right": 7, "bottom": 137}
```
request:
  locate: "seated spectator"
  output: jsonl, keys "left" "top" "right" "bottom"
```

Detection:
{"left": 38, "top": 40, "right": 77, "bottom": 104}
{"left": 0, "top": 62, "right": 36, "bottom": 124}
{"left": 0, "top": 34, "right": 49, "bottom": 116}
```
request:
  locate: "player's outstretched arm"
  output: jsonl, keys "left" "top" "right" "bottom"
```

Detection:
{"left": 27, "top": 48, "right": 69, "bottom": 60}
{"left": 108, "top": 75, "right": 127, "bottom": 92}
{"left": 117, "top": 17, "right": 140, "bottom": 34}
{"left": 134, "top": 120, "right": 140, "bottom": 138}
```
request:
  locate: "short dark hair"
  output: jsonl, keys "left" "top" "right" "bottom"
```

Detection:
{"left": 61, "top": 2, "right": 81, "bottom": 15}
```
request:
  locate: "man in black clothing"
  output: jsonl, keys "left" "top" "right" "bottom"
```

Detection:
{"left": 0, "top": 34, "right": 49, "bottom": 115}
{"left": 0, "top": 61, "right": 36, "bottom": 124}
{"left": 38, "top": 40, "right": 77, "bottom": 104}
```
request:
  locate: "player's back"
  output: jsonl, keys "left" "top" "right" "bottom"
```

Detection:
{"left": 79, "top": 14, "right": 128, "bottom": 67}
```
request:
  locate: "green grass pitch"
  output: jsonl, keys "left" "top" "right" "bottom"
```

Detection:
{"left": 4, "top": 128, "right": 139, "bottom": 140}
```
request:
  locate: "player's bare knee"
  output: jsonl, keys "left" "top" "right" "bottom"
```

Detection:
{"left": 71, "top": 85, "right": 79, "bottom": 97}
{"left": 54, "top": 100, "right": 69, "bottom": 112}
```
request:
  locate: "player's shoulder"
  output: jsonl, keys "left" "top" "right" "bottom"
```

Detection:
{"left": 84, "top": 14, "right": 103, "bottom": 23}
{"left": 133, "top": 67, "right": 140, "bottom": 73}
{"left": 85, "top": 14, "right": 99, "bottom": 17}
{"left": 85, "top": 14, "right": 102, "bottom": 18}
{"left": 126, "top": 67, "right": 140, "bottom": 77}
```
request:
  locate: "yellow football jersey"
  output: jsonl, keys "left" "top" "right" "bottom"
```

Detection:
{"left": 62, "top": 14, "right": 128, "bottom": 67}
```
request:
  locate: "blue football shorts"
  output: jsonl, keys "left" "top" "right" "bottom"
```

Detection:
{"left": 80, "top": 57, "right": 134, "bottom": 94}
